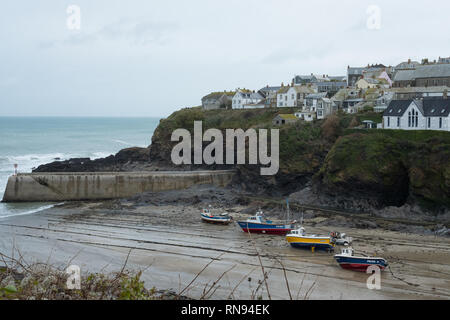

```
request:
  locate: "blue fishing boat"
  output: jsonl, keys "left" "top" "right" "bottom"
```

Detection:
{"left": 237, "top": 210, "right": 296, "bottom": 235}
{"left": 200, "top": 207, "right": 233, "bottom": 225}
{"left": 334, "top": 247, "right": 388, "bottom": 272}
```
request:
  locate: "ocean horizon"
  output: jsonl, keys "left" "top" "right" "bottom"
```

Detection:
{"left": 0, "top": 116, "right": 160, "bottom": 218}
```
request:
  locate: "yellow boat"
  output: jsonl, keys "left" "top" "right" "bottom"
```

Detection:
{"left": 286, "top": 227, "right": 335, "bottom": 251}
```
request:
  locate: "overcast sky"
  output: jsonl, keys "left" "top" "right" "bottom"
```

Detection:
{"left": 0, "top": 0, "right": 449, "bottom": 117}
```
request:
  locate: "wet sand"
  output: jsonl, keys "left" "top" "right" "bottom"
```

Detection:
{"left": 0, "top": 202, "right": 449, "bottom": 300}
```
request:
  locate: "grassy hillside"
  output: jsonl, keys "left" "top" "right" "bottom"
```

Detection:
{"left": 150, "top": 106, "right": 450, "bottom": 211}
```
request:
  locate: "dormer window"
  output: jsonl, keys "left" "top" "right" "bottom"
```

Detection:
{"left": 442, "top": 109, "right": 445, "bottom": 113}
{"left": 389, "top": 109, "right": 393, "bottom": 113}
{"left": 398, "top": 109, "right": 402, "bottom": 113}
{"left": 431, "top": 109, "right": 435, "bottom": 113}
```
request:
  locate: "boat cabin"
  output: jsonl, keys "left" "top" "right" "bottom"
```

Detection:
{"left": 289, "top": 227, "right": 306, "bottom": 236}
{"left": 247, "top": 215, "right": 264, "bottom": 223}
{"left": 340, "top": 247, "right": 354, "bottom": 256}
{"left": 202, "top": 208, "right": 212, "bottom": 216}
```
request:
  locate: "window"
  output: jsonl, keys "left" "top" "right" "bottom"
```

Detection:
{"left": 291, "top": 94, "right": 295, "bottom": 99}
{"left": 439, "top": 117, "right": 443, "bottom": 128}
{"left": 408, "top": 109, "right": 419, "bottom": 127}
{"left": 428, "top": 117, "right": 431, "bottom": 128}
{"left": 397, "top": 117, "right": 400, "bottom": 127}
{"left": 387, "top": 117, "right": 390, "bottom": 127}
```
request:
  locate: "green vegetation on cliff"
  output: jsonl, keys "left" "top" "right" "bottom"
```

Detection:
{"left": 319, "top": 129, "right": 450, "bottom": 208}
{"left": 150, "top": 107, "right": 449, "bottom": 211}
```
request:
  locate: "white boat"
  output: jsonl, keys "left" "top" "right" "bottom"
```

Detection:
{"left": 200, "top": 207, "right": 232, "bottom": 225}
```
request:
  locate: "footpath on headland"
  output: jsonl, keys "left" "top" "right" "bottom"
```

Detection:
{"left": 1, "top": 170, "right": 236, "bottom": 202}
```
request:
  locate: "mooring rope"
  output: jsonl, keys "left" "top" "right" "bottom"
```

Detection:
{"left": 387, "top": 265, "right": 419, "bottom": 287}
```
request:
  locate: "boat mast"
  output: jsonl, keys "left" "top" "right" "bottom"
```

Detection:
{"left": 286, "top": 198, "right": 290, "bottom": 223}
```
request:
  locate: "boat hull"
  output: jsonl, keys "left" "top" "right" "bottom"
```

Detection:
{"left": 237, "top": 221, "right": 294, "bottom": 235}
{"left": 286, "top": 235, "right": 335, "bottom": 251}
{"left": 201, "top": 214, "right": 232, "bottom": 225}
{"left": 334, "top": 255, "right": 388, "bottom": 272}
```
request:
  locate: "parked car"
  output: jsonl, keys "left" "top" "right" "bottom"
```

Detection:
{"left": 331, "top": 232, "right": 353, "bottom": 246}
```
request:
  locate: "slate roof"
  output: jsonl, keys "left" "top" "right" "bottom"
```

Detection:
{"left": 328, "top": 76, "right": 347, "bottom": 81}
{"left": 393, "top": 69, "right": 416, "bottom": 81}
{"left": 423, "top": 98, "right": 450, "bottom": 116}
{"left": 277, "top": 86, "right": 291, "bottom": 94}
{"left": 236, "top": 91, "right": 263, "bottom": 100}
{"left": 389, "top": 86, "right": 450, "bottom": 93}
{"left": 294, "top": 75, "right": 316, "bottom": 82}
{"left": 290, "top": 86, "right": 316, "bottom": 94}
{"left": 202, "top": 91, "right": 235, "bottom": 100}
{"left": 393, "top": 64, "right": 450, "bottom": 82}
{"left": 384, "top": 98, "right": 450, "bottom": 117}
{"left": 395, "top": 60, "right": 420, "bottom": 70}
{"left": 414, "top": 64, "right": 450, "bottom": 79}
{"left": 259, "top": 86, "right": 282, "bottom": 93}
{"left": 305, "top": 92, "right": 327, "bottom": 99}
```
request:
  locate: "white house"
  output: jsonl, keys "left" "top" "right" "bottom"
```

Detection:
{"left": 316, "top": 97, "right": 335, "bottom": 119}
{"left": 232, "top": 90, "right": 264, "bottom": 109}
{"left": 276, "top": 86, "right": 290, "bottom": 107}
{"left": 277, "top": 86, "right": 316, "bottom": 107}
{"left": 295, "top": 111, "right": 316, "bottom": 122}
{"left": 374, "top": 91, "right": 394, "bottom": 113}
{"left": 383, "top": 98, "right": 450, "bottom": 131}
{"left": 303, "top": 92, "right": 327, "bottom": 112}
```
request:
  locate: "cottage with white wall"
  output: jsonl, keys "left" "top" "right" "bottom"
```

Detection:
{"left": 383, "top": 98, "right": 450, "bottom": 131}
{"left": 316, "top": 97, "right": 335, "bottom": 119}
{"left": 303, "top": 92, "right": 327, "bottom": 112}
{"left": 295, "top": 111, "right": 316, "bottom": 122}
{"left": 276, "top": 86, "right": 290, "bottom": 107}
{"left": 232, "top": 90, "right": 264, "bottom": 109}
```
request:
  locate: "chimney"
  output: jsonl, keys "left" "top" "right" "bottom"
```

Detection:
{"left": 408, "top": 59, "right": 411, "bottom": 64}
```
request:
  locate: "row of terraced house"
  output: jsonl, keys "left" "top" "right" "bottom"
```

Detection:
{"left": 201, "top": 57, "right": 450, "bottom": 131}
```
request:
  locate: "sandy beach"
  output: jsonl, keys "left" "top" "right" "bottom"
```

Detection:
{"left": 1, "top": 187, "right": 449, "bottom": 300}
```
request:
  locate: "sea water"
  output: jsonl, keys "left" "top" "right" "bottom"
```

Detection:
{"left": 0, "top": 117, "right": 160, "bottom": 218}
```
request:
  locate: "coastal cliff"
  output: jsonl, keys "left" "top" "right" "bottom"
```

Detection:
{"left": 34, "top": 107, "right": 450, "bottom": 214}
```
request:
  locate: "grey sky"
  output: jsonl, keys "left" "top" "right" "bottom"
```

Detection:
{"left": 0, "top": 0, "right": 449, "bottom": 117}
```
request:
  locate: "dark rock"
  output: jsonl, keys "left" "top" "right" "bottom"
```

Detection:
{"left": 33, "top": 147, "right": 150, "bottom": 173}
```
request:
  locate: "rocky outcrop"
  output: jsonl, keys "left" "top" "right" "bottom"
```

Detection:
{"left": 33, "top": 147, "right": 151, "bottom": 172}
{"left": 314, "top": 132, "right": 450, "bottom": 211}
